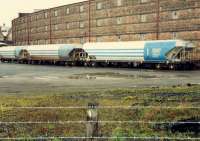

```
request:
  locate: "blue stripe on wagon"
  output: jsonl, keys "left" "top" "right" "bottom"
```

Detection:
{"left": 144, "top": 41, "right": 176, "bottom": 62}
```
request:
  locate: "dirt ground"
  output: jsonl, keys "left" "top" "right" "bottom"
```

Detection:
{"left": 0, "top": 63, "right": 200, "bottom": 95}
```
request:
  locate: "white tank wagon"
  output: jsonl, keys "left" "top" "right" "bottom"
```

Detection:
{"left": 24, "top": 44, "right": 86, "bottom": 65}
{"left": 0, "top": 46, "right": 17, "bottom": 62}
{"left": 0, "top": 46, "right": 36, "bottom": 62}
{"left": 83, "top": 40, "right": 196, "bottom": 69}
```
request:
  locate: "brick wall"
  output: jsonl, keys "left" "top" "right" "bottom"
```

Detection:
{"left": 12, "top": 0, "right": 200, "bottom": 47}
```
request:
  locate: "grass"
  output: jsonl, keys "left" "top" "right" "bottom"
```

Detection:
{"left": 0, "top": 85, "right": 199, "bottom": 139}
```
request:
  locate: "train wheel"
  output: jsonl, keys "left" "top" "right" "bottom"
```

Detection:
{"left": 84, "top": 62, "right": 88, "bottom": 67}
{"left": 169, "top": 64, "right": 176, "bottom": 70}
{"left": 68, "top": 62, "right": 76, "bottom": 67}
{"left": 155, "top": 64, "right": 161, "bottom": 70}
{"left": 91, "top": 62, "right": 97, "bottom": 67}
{"left": 31, "top": 60, "right": 35, "bottom": 65}
{"left": 133, "top": 62, "right": 138, "bottom": 68}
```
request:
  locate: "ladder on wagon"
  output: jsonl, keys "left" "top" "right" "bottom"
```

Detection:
{"left": 180, "top": 48, "right": 200, "bottom": 62}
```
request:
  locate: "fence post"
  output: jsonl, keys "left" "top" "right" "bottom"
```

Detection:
{"left": 1, "top": 104, "right": 3, "bottom": 118}
{"left": 86, "top": 103, "right": 99, "bottom": 141}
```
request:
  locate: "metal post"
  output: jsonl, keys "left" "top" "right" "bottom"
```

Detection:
{"left": 86, "top": 103, "right": 99, "bottom": 141}
{"left": 156, "top": 0, "right": 160, "bottom": 40}
{"left": 27, "top": 15, "right": 30, "bottom": 45}
{"left": 1, "top": 104, "right": 3, "bottom": 118}
{"left": 49, "top": 9, "right": 52, "bottom": 44}
{"left": 88, "top": 0, "right": 91, "bottom": 42}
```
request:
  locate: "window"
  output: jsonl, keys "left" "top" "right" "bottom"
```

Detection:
{"left": 188, "top": 9, "right": 192, "bottom": 13}
{"left": 44, "top": 12, "right": 48, "bottom": 18}
{"left": 37, "top": 15, "right": 40, "bottom": 20}
{"left": 66, "top": 23, "right": 70, "bottom": 29}
{"left": 96, "top": 36, "right": 102, "bottom": 42}
{"left": 118, "top": 35, "right": 121, "bottom": 41}
{"left": 66, "top": 8, "right": 70, "bottom": 14}
{"left": 117, "top": 17, "right": 122, "bottom": 25}
{"left": 80, "top": 5, "right": 84, "bottom": 13}
{"left": 45, "top": 26, "right": 48, "bottom": 31}
{"left": 80, "top": 38, "right": 85, "bottom": 44}
{"left": 80, "top": 21, "right": 84, "bottom": 28}
{"left": 172, "top": 32, "right": 177, "bottom": 39}
{"left": 96, "top": 19, "right": 102, "bottom": 27}
{"left": 54, "top": 25, "right": 58, "bottom": 30}
{"left": 140, "top": 33, "right": 145, "bottom": 40}
{"left": 35, "top": 15, "right": 39, "bottom": 20}
{"left": 141, "top": 0, "right": 148, "bottom": 3}
{"left": 31, "top": 16, "right": 34, "bottom": 21}
{"left": 45, "top": 40, "right": 48, "bottom": 44}
{"left": 172, "top": 11, "right": 178, "bottom": 19}
{"left": 96, "top": 2, "right": 102, "bottom": 10}
{"left": 141, "top": 15, "right": 146, "bottom": 22}
{"left": 117, "top": 0, "right": 122, "bottom": 6}
{"left": 31, "top": 28, "right": 34, "bottom": 33}
{"left": 54, "top": 10, "right": 58, "bottom": 17}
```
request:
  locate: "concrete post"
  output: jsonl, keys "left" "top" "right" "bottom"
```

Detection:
{"left": 86, "top": 103, "right": 99, "bottom": 141}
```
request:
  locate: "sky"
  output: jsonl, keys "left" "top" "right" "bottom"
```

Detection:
{"left": 0, "top": 0, "right": 85, "bottom": 27}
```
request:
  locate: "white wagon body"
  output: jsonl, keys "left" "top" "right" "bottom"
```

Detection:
{"left": 25, "top": 44, "right": 83, "bottom": 61}
{"left": 83, "top": 40, "right": 194, "bottom": 63}
{"left": 0, "top": 46, "right": 16, "bottom": 59}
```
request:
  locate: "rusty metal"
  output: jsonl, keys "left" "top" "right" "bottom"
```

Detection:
{"left": 88, "top": 0, "right": 91, "bottom": 42}
{"left": 156, "top": 0, "right": 160, "bottom": 40}
{"left": 27, "top": 16, "right": 30, "bottom": 45}
{"left": 49, "top": 9, "right": 52, "bottom": 44}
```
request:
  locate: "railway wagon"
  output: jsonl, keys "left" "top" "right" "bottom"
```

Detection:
{"left": 0, "top": 46, "right": 30, "bottom": 62}
{"left": 83, "top": 40, "right": 195, "bottom": 69}
{"left": 0, "top": 46, "right": 17, "bottom": 62}
{"left": 21, "top": 44, "right": 86, "bottom": 65}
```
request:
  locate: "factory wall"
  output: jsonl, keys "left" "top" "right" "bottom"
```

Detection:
{"left": 12, "top": 0, "right": 200, "bottom": 47}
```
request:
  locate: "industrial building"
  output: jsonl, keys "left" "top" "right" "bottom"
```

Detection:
{"left": 12, "top": 0, "right": 200, "bottom": 47}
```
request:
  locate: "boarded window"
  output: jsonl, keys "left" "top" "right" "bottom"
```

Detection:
{"left": 141, "top": 0, "right": 148, "bottom": 3}
{"left": 140, "top": 33, "right": 145, "bottom": 40}
{"left": 96, "top": 2, "right": 102, "bottom": 10}
{"left": 80, "top": 5, "right": 84, "bottom": 13}
{"left": 172, "top": 11, "right": 179, "bottom": 19}
{"left": 44, "top": 12, "right": 48, "bottom": 18}
{"left": 66, "top": 8, "right": 70, "bottom": 14}
{"left": 96, "top": 36, "right": 102, "bottom": 42}
{"left": 117, "top": 0, "right": 122, "bottom": 6}
{"left": 80, "top": 21, "right": 84, "bottom": 28}
{"left": 54, "top": 25, "right": 58, "bottom": 30}
{"left": 118, "top": 35, "right": 122, "bottom": 41}
{"left": 80, "top": 38, "right": 85, "bottom": 44}
{"left": 141, "top": 15, "right": 146, "bottom": 22}
{"left": 172, "top": 32, "right": 178, "bottom": 39}
{"left": 96, "top": 19, "right": 102, "bottom": 27}
{"left": 54, "top": 10, "right": 58, "bottom": 17}
{"left": 66, "top": 23, "right": 70, "bottom": 29}
{"left": 45, "top": 26, "right": 48, "bottom": 31}
{"left": 117, "top": 17, "right": 122, "bottom": 25}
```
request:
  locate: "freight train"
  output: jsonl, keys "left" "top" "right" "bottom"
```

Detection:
{"left": 0, "top": 40, "right": 199, "bottom": 70}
